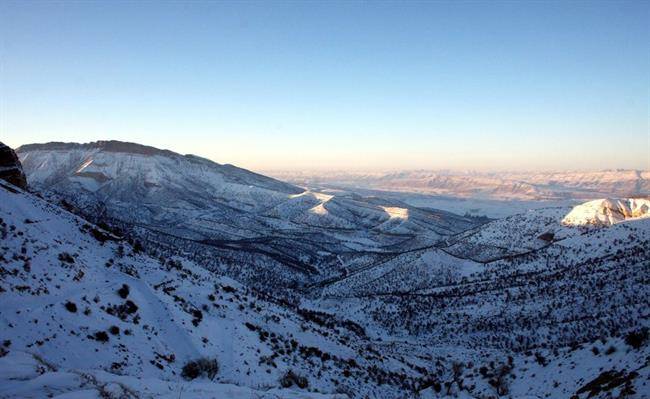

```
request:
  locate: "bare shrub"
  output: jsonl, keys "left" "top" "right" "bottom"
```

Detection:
{"left": 181, "top": 357, "right": 219, "bottom": 381}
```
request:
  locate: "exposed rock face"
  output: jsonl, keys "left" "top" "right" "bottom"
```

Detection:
{"left": 0, "top": 142, "right": 27, "bottom": 189}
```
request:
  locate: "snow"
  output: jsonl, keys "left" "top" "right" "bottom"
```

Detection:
{"left": 380, "top": 206, "right": 409, "bottom": 220}
{"left": 74, "top": 158, "right": 93, "bottom": 173}
{"left": 309, "top": 203, "right": 329, "bottom": 216}
{"left": 0, "top": 351, "right": 347, "bottom": 399}
{"left": 1, "top": 178, "right": 648, "bottom": 397}
{"left": 4, "top": 141, "right": 649, "bottom": 399}
{"left": 0, "top": 181, "right": 444, "bottom": 398}
{"left": 561, "top": 198, "right": 650, "bottom": 226}
{"left": 17, "top": 143, "right": 479, "bottom": 293}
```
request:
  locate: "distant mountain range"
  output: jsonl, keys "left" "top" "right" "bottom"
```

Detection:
{"left": 270, "top": 169, "right": 650, "bottom": 201}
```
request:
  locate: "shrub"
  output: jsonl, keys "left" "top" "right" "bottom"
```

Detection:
{"left": 58, "top": 252, "right": 75, "bottom": 264}
{"left": 90, "top": 227, "right": 113, "bottom": 243}
{"left": 108, "top": 326, "right": 120, "bottom": 335}
{"left": 222, "top": 285, "right": 236, "bottom": 293}
{"left": 64, "top": 301, "right": 77, "bottom": 313}
{"left": 117, "top": 284, "right": 130, "bottom": 299}
{"left": 534, "top": 352, "right": 548, "bottom": 367}
{"left": 94, "top": 331, "right": 109, "bottom": 343}
{"left": 106, "top": 300, "right": 139, "bottom": 321}
{"left": 132, "top": 240, "right": 144, "bottom": 253}
{"left": 181, "top": 357, "right": 219, "bottom": 381}
{"left": 191, "top": 309, "right": 203, "bottom": 327}
{"left": 624, "top": 328, "right": 648, "bottom": 350}
{"left": 489, "top": 364, "right": 512, "bottom": 396}
{"left": 244, "top": 322, "right": 257, "bottom": 331}
{"left": 279, "top": 370, "right": 309, "bottom": 389}
{"left": 123, "top": 300, "right": 138, "bottom": 313}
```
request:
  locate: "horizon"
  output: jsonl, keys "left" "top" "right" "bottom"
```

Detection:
{"left": 2, "top": 1, "right": 649, "bottom": 171}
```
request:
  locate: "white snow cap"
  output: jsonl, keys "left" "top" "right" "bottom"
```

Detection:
{"left": 561, "top": 198, "right": 650, "bottom": 226}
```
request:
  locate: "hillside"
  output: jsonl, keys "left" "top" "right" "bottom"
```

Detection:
{"left": 562, "top": 198, "right": 650, "bottom": 226}
{"left": 319, "top": 200, "right": 649, "bottom": 348}
{"left": 2, "top": 168, "right": 649, "bottom": 398}
{"left": 4, "top": 141, "right": 649, "bottom": 398}
{"left": 0, "top": 180, "right": 447, "bottom": 398}
{"left": 17, "top": 141, "right": 478, "bottom": 292}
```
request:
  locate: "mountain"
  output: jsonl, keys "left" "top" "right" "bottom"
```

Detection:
{"left": 270, "top": 169, "right": 650, "bottom": 202}
{"left": 3, "top": 141, "right": 649, "bottom": 398}
{"left": 321, "top": 198, "right": 650, "bottom": 351}
{"left": 562, "top": 198, "right": 650, "bottom": 226}
{"left": 17, "top": 141, "right": 479, "bottom": 291}
{"left": 0, "top": 179, "right": 434, "bottom": 399}
{"left": 316, "top": 199, "right": 650, "bottom": 398}
{"left": 2, "top": 157, "right": 649, "bottom": 398}
{"left": 18, "top": 140, "right": 302, "bottom": 197}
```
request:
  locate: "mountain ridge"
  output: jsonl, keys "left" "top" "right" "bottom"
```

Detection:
{"left": 16, "top": 140, "right": 479, "bottom": 291}
{"left": 18, "top": 140, "right": 304, "bottom": 195}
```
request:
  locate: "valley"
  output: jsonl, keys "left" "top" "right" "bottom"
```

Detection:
{"left": 0, "top": 141, "right": 648, "bottom": 398}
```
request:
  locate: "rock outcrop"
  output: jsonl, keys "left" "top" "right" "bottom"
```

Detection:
{"left": 0, "top": 142, "right": 27, "bottom": 189}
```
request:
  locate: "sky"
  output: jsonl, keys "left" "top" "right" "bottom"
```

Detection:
{"left": 1, "top": 1, "right": 648, "bottom": 172}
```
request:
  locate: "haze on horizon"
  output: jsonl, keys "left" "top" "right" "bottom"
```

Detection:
{"left": 1, "top": 1, "right": 648, "bottom": 172}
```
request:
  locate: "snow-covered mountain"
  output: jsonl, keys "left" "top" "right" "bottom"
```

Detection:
{"left": 2, "top": 168, "right": 648, "bottom": 398}
{"left": 314, "top": 199, "right": 649, "bottom": 397}
{"left": 17, "top": 141, "right": 478, "bottom": 291}
{"left": 19, "top": 140, "right": 302, "bottom": 200}
{"left": 0, "top": 179, "right": 439, "bottom": 398}
{"left": 562, "top": 198, "right": 650, "bottom": 226}
{"left": 4, "top": 141, "right": 649, "bottom": 398}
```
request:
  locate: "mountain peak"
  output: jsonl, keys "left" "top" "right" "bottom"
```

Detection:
{"left": 562, "top": 198, "right": 650, "bottom": 226}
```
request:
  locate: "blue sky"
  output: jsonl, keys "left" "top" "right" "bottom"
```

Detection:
{"left": 1, "top": 1, "right": 648, "bottom": 171}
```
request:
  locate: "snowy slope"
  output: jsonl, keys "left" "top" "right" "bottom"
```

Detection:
{"left": 0, "top": 181, "right": 447, "bottom": 398}
{"left": 561, "top": 198, "right": 650, "bottom": 226}
{"left": 0, "top": 183, "right": 650, "bottom": 399}
{"left": 17, "top": 141, "right": 479, "bottom": 292}
{"left": 311, "top": 201, "right": 649, "bottom": 397}
{"left": 438, "top": 198, "right": 650, "bottom": 262}
{"left": 0, "top": 351, "right": 344, "bottom": 399}
{"left": 19, "top": 140, "right": 302, "bottom": 197}
{"left": 2, "top": 152, "right": 649, "bottom": 398}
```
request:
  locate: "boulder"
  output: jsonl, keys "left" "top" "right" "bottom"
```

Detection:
{"left": 0, "top": 142, "right": 28, "bottom": 189}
